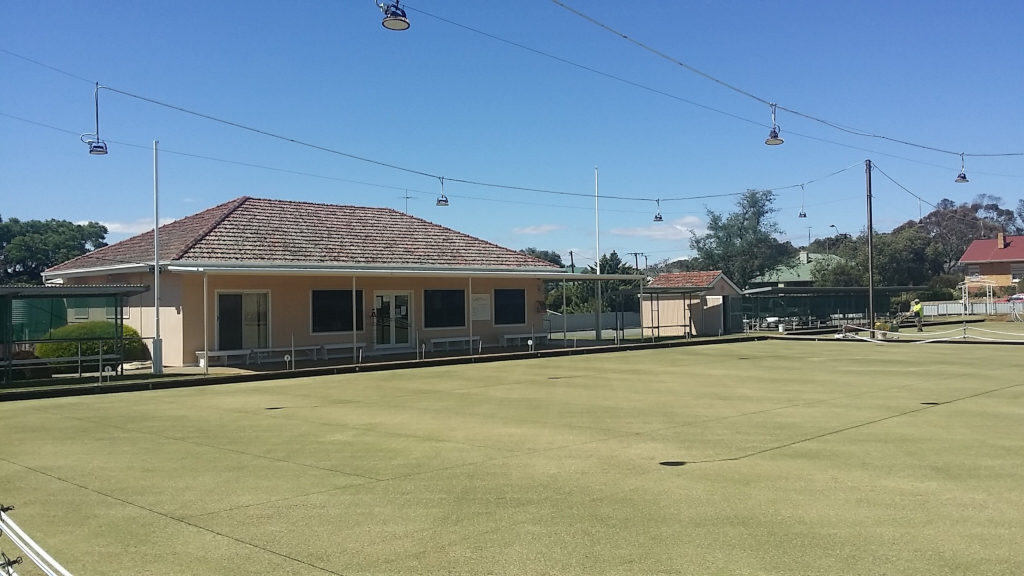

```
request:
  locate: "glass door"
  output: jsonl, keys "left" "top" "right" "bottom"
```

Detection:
{"left": 218, "top": 292, "right": 268, "bottom": 350}
{"left": 374, "top": 292, "right": 411, "bottom": 348}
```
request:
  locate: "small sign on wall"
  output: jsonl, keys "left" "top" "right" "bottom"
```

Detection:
{"left": 471, "top": 293, "right": 490, "bottom": 321}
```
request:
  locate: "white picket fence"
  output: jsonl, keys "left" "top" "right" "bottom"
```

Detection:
{"left": 925, "top": 300, "right": 1022, "bottom": 316}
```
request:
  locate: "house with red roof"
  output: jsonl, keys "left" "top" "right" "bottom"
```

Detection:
{"left": 43, "top": 197, "right": 581, "bottom": 367}
{"left": 640, "top": 270, "right": 742, "bottom": 337}
{"left": 959, "top": 232, "right": 1024, "bottom": 287}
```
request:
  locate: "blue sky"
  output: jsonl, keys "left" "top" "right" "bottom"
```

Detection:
{"left": 3, "top": 1, "right": 1022, "bottom": 269}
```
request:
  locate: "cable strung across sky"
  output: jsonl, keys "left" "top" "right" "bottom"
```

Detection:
{"left": 548, "top": 0, "right": 1023, "bottom": 159}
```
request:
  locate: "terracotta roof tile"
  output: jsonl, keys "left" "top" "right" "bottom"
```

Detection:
{"left": 649, "top": 271, "right": 723, "bottom": 288}
{"left": 47, "top": 197, "right": 560, "bottom": 273}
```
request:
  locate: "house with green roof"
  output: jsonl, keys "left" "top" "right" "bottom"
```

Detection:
{"left": 748, "top": 251, "right": 843, "bottom": 288}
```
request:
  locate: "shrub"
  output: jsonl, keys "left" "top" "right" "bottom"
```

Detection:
{"left": 35, "top": 322, "right": 151, "bottom": 364}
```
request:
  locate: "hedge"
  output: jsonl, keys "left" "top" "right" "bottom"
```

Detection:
{"left": 35, "top": 322, "right": 151, "bottom": 362}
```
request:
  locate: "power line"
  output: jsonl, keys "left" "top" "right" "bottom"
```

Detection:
{"left": 1, "top": 108, "right": 865, "bottom": 211}
{"left": 548, "top": 1, "right": 1024, "bottom": 159}
{"left": 871, "top": 163, "right": 994, "bottom": 228}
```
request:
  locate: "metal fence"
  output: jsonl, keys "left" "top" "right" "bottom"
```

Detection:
{"left": 925, "top": 301, "right": 1022, "bottom": 317}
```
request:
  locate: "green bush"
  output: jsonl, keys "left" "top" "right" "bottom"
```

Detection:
{"left": 36, "top": 322, "right": 151, "bottom": 363}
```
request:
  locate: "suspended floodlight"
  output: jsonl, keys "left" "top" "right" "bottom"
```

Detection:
{"left": 798, "top": 184, "right": 807, "bottom": 218}
{"left": 955, "top": 152, "right": 969, "bottom": 183}
{"left": 765, "top": 103, "right": 784, "bottom": 145}
{"left": 81, "top": 82, "right": 108, "bottom": 155}
{"left": 435, "top": 176, "right": 448, "bottom": 206}
{"left": 376, "top": 0, "right": 410, "bottom": 30}
{"left": 653, "top": 199, "right": 664, "bottom": 222}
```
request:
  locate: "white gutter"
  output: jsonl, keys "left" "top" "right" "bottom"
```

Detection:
{"left": 165, "top": 264, "right": 643, "bottom": 281}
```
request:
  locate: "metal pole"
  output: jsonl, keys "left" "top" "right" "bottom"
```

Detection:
{"left": 594, "top": 166, "right": 602, "bottom": 341}
{"left": 562, "top": 278, "right": 567, "bottom": 346}
{"left": 468, "top": 276, "right": 473, "bottom": 354}
{"left": 203, "top": 271, "right": 208, "bottom": 375}
{"left": 352, "top": 276, "right": 358, "bottom": 364}
{"left": 866, "top": 159, "right": 875, "bottom": 338}
{"left": 152, "top": 140, "right": 163, "bottom": 374}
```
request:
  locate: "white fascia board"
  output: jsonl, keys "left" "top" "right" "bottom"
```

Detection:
{"left": 166, "top": 262, "right": 642, "bottom": 281}
{"left": 42, "top": 262, "right": 151, "bottom": 281}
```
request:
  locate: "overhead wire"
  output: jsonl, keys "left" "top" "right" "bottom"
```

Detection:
{"left": 548, "top": 1, "right": 1024, "bottom": 159}
{"left": 398, "top": 9, "right": 1023, "bottom": 177}
{"left": 871, "top": 163, "right": 995, "bottom": 228}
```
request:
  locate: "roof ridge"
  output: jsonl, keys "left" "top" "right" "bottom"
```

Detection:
{"left": 171, "top": 196, "right": 250, "bottom": 260}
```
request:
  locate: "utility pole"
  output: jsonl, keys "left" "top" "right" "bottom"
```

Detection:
{"left": 627, "top": 251, "right": 642, "bottom": 270}
{"left": 568, "top": 250, "right": 576, "bottom": 273}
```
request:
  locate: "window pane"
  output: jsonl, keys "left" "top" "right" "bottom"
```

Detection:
{"left": 494, "top": 289, "right": 526, "bottom": 325}
{"left": 424, "top": 290, "right": 465, "bottom": 328}
{"left": 312, "top": 290, "right": 364, "bottom": 333}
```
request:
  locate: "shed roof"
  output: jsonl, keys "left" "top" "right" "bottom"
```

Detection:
{"left": 45, "top": 197, "right": 561, "bottom": 276}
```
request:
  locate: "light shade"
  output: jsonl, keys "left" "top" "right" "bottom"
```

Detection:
{"left": 765, "top": 128, "right": 784, "bottom": 146}
{"left": 436, "top": 194, "right": 449, "bottom": 206}
{"left": 955, "top": 172, "right": 969, "bottom": 183}
{"left": 380, "top": 3, "right": 410, "bottom": 30}
{"left": 88, "top": 140, "right": 108, "bottom": 155}
{"left": 653, "top": 211, "right": 663, "bottom": 222}
{"left": 798, "top": 210, "right": 806, "bottom": 218}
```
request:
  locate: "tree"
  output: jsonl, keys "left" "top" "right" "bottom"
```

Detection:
{"left": 589, "top": 251, "right": 639, "bottom": 313}
{"left": 0, "top": 216, "right": 107, "bottom": 284}
{"left": 689, "top": 189, "right": 797, "bottom": 288}
{"left": 545, "top": 251, "right": 640, "bottom": 314}
{"left": 519, "top": 247, "right": 564, "bottom": 267}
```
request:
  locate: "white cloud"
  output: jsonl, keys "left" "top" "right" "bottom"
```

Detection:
{"left": 512, "top": 223, "right": 563, "bottom": 235}
{"left": 89, "top": 218, "right": 178, "bottom": 237}
{"left": 610, "top": 216, "right": 704, "bottom": 240}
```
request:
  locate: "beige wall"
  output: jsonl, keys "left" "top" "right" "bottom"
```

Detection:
{"left": 177, "top": 273, "right": 545, "bottom": 366}
{"left": 976, "top": 263, "right": 1014, "bottom": 287}
{"left": 66, "top": 271, "right": 548, "bottom": 366}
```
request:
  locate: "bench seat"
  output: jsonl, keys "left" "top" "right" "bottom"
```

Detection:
{"left": 321, "top": 341, "right": 367, "bottom": 360}
{"left": 429, "top": 336, "right": 480, "bottom": 352}
{"left": 501, "top": 333, "right": 548, "bottom": 347}
{"left": 196, "top": 349, "right": 252, "bottom": 368}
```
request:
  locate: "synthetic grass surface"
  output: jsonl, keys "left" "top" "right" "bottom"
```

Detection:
{"left": 1, "top": 337, "right": 1023, "bottom": 575}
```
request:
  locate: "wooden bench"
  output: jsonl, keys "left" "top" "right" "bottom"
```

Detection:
{"left": 251, "top": 346, "right": 321, "bottom": 365}
{"left": 429, "top": 336, "right": 480, "bottom": 352}
{"left": 196, "top": 349, "right": 252, "bottom": 367}
{"left": 320, "top": 341, "right": 367, "bottom": 360}
{"left": 501, "top": 333, "right": 548, "bottom": 348}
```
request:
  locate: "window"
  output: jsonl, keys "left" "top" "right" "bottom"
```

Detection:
{"left": 1011, "top": 263, "right": 1024, "bottom": 280}
{"left": 494, "top": 289, "right": 526, "bottom": 325}
{"left": 967, "top": 264, "right": 980, "bottom": 277}
{"left": 424, "top": 289, "right": 465, "bottom": 328}
{"left": 312, "top": 290, "right": 364, "bottom": 333}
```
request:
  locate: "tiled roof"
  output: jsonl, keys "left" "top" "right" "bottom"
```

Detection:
{"left": 959, "top": 235, "right": 1024, "bottom": 263}
{"left": 649, "top": 271, "right": 724, "bottom": 288}
{"left": 47, "top": 197, "right": 561, "bottom": 273}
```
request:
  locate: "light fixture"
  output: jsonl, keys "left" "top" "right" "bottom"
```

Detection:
{"left": 81, "top": 82, "right": 108, "bottom": 155}
{"left": 798, "top": 184, "right": 807, "bottom": 218}
{"left": 765, "top": 102, "right": 784, "bottom": 146}
{"left": 435, "top": 176, "right": 448, "bottom": 206}
{"left": 653, "top": 199, "right": 663, "bottom": 222}
{"left": 955, "top": 152, "right": 969, "bottom": 183}
{"left": 376, "top": 0, "right": 410, "bottom": 30}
